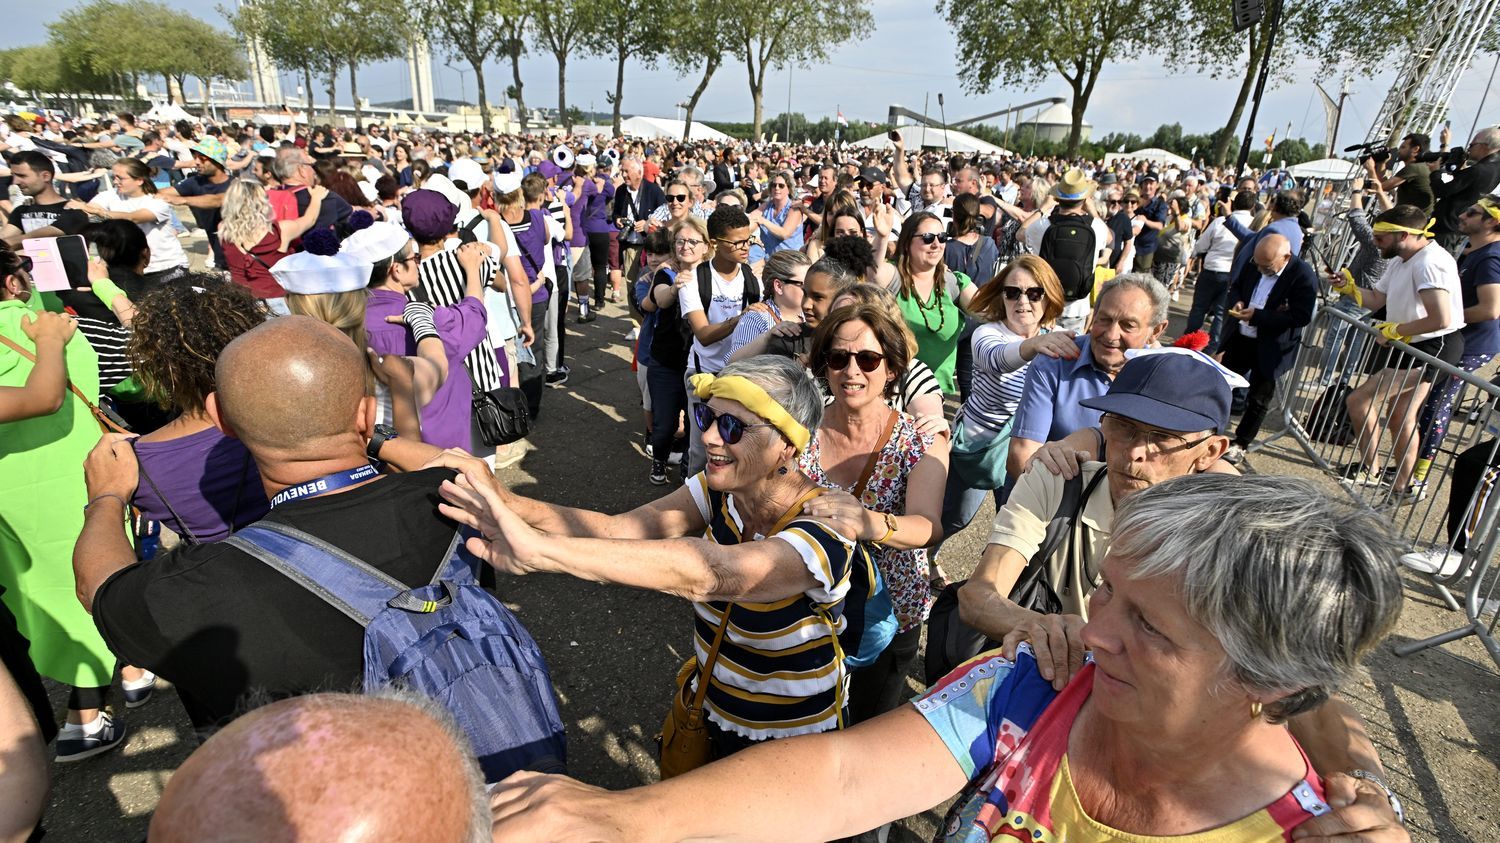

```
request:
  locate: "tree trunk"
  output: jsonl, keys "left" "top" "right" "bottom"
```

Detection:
{"left": 472, "top": 56, "right": 491, "bottom": 133}
{"left": 349, "top": 62, "right": 362, "bottom": 131}
{"left": 1214, "top": 25, "right": 1266, "bottom": 167}
{"left": 508, "top": 46, "right": 527, "bottom": 131}
{"left": 303, "top": 67, "right": 314, "bottom": 115}
{"left": 326, "top": 68, "right": 339, "bottom": 125}
{"left": 611, "top": 45, "right": 626, "bottom": 137}
{"left": 556, "top": 53, "right": 569, "bottom": 131}
{"left": 745, "top": 45, "right": 764, "bottom": 142}
{"left": 683, "top": 56, "right": 721, "bottom": 141}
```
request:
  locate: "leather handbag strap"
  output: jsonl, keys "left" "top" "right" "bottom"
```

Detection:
{"left": 849, "top": 409, "right": 899, "bottom": 502}
{"left": 0, "top": 330, "right": 128, "bottom": 434}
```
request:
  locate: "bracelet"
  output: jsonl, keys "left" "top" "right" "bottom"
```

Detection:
{"left": 1348, "top": 769, "right": 1405, "bottom": 825}
{"left": 84, "top": 493, "right": 129, "bottom": 513}
{"left": 871, "top": 512, "right": 898, "bottom": 545}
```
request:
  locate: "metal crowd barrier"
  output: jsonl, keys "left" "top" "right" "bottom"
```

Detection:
{"left": 1254, "top": 302, "right": 1500, "bottom": 667}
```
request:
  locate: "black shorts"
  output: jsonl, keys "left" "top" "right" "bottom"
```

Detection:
{"left": 1366, "top": 331, "right": 1464, "bottom": 382}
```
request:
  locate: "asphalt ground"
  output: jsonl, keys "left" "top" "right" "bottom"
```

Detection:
{"left": 35, "top": 246, "right": 1500, "bottom": 840}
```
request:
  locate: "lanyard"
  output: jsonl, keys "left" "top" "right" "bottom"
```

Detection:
{"left": 269, "top": 463, "right": 379, "bottom": 508}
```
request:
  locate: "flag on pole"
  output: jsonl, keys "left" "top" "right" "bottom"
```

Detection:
{"left": 836, "top": 110, "right": 848, "bottom": 127}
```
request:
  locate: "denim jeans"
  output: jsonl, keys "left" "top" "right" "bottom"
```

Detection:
{"left": 1184, "top": 269, "right": 1230, "bottom": 349}
{"left": 647, "top": 365, "right": 688, "bottom": 465}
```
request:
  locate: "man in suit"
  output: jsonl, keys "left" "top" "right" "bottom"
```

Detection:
{"left": 611, "top": 157, "right": 667, "bottom": 294}
{"left": 1221, "top": 233, "right": 1318, "bottom": 463}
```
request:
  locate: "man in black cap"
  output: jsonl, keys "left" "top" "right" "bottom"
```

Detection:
{"left": 1131, "top": 172, "right": 1169, "bottom": 272}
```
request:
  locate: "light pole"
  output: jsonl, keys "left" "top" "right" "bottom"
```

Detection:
{"left": 445, "top": 62, "right": 470, "bottom": 109}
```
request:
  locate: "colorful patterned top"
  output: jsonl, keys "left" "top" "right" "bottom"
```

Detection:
{"left": 685, "top": 473, "right": 875, "bottom": 740}
{"left": 917, "top": 647, "right": 1332, "bottom": 842}
{"left": 800, "top": 411, "right": 936, "bottom": 632}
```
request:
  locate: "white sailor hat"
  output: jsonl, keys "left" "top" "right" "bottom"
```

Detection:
{"left": 342, "top": 221, "right": 413, "bottom": 264}
{"left": 493, "top": 169, "right": 523, "bottom": 195}
{"left": 270, "top": 249, "right": 373, "bottom": 295}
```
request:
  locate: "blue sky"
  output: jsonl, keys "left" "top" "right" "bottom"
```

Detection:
{"left": 8, "top": 0, "right": 1497, "bottom": 146}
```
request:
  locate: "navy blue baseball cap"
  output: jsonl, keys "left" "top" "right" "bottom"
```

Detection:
{"left": 1080, "top": 350, "right": 1236, "bottom": 433}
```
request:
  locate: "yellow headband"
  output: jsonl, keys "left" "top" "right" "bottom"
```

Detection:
{"left": 1478, "top": 198, "right": 1500, "bottom": 220}
{"left": 689, "top": 373, "right": 811, "bottom": 454}
{"left": 1372, "top": 219, "right": 1435, "bottom": 238}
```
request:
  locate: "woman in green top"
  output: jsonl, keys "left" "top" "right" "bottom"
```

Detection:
{"left": 893, "top": 212, "right": 976, "bottom": 394}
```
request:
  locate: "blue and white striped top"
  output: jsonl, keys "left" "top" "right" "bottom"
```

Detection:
{"left": 956, "top": 321, "right": 1043, "bottom": 436}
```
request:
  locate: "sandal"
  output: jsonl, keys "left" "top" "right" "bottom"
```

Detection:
{"left": 928, "top": 563, "right": 952, "bottom": 594}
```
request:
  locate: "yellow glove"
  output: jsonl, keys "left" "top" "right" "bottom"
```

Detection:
{"left": 1332, "top": 268, "right": 1362, "bottom": 307}
{"left": 1375, "top": 321, "right": 1408, "bottom": 343}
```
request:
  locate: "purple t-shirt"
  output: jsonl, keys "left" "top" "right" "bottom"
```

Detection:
{"left": 365, "top": 288, "right": 486, "bottom": 452}
{"left": 582, "top": 175, "right": 616, "bottom": 235}
{"left": 131, "top": 427, "right": 267, "bottom": 543}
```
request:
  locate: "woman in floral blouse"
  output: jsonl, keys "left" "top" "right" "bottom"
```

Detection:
{"left": 797, "top": 303, "right": 949, "bottom": 723}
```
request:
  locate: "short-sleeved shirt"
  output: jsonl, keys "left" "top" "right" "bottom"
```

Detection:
{"left": 683, "top": 473, "right": 862, "bottom": 740}
{"left": 916, "top": 647, "right": 1330, "bottom": 842}
{"left": 91, "top": 193, "right": 188, "bottom": 273}
{"left": 896, "top": 271, "right": 971, "bottom": 394}
{"left": 7, "top": 200, "right": 89, "bottom": 237}
{"left": 985, "top": 462, "right": 1112, "bottom": 618}
{"left": 173, "top": 173, "right": 232, "bottom": 263}
{"left": 1373, "top": 241, "right": 1465, "bottom": 341}
{"left": 726, "top": 301, "right": 787, "bottom": 358}
{"left": 1459, "top": 241, "right": 1500, "bottom": 356}
{"left": 678, "top": 263, "right": 753, "bottom": 374}
{"left": 1010, "top": 336, "right": 1112, "bottom": 446}
{"left": 1132, "top": 195, "right": 1169, "bottom": 254}
{"left": 1395, "top": 161, "right": 1434, "bottom": 213}
{"left": 131, "top": 427, "right": 267, "bottom": 544}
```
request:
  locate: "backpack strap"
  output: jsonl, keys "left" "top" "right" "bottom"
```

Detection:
{"left": 431, "top": 529, "right": 477, "bottom": 587}
{"left": 696, "top": 262, "right": 713, "bottom": 313}
{"left": 225, "top": 522, "right": 409, "bottom": 626}
{"left": 740, "top": 263, "right": 761, "bottom": 305}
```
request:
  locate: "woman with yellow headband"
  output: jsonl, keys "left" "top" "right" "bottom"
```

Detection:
{"left": 437, "top": 354, "right": 887, "bottom": 759}
{"left": 1335, "top": 204, "right": 1465, "bottom": 497}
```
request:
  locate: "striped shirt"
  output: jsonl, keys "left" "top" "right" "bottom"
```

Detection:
{"left": 74, "top": 317, "right": 132, "bottom": 391}
{"left": 685, "top": 473, "right": 866, "bottom": 740}
{"left": 956, "top": 321, "right": 1041, "bottom": 435}
{"left": 416, "top": 249, "right": 503, "bottom": 393}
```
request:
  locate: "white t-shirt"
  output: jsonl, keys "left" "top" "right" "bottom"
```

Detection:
{"left": 678, "top": 263, "right": 752, "bottom": 373}
{"left": 93, "top": 192, "right": 187, "bottom": 273}
{"left": 1373, "top": 241, "right": 1465, "bottom": 341}
{"left": 465, "top": 224, "right": 522, "bottom": 345}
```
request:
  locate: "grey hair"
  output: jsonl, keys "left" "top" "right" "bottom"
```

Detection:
{"left": 716, "top": 355, "right": 824, "bottom": 444}
{"left": 762, "top": 250, "right": 811, "bottom": 297}
{"left": 272, "top": 146, "right": 304, "bottom": 182}
{"left": 679, "top": 165, "right": 704, "bottom": 184}
{"left": 1099, "top": 272, "right": 1170, "bottom": 326}
{"left": 1109, "top": 474, "right": 1403, "bottom": 723}
{"left": 369, "top": 687, "right": 493, "bottom": 843}
{"left": 806, "top": 256, "right": 856, "bottom": 289}
{"left": 1475, "top": 126, "right": 1500, "bottom": 148}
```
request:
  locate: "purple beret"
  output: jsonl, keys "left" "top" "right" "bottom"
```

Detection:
{"left": 401, "top": 189, "right": 458, "bottom": 242}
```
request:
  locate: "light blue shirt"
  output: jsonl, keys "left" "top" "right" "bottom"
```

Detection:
{"left": 1010, "top": 336, "right": 1113, "bottom": 444}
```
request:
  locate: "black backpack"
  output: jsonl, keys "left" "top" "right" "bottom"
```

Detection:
{"left": 677, "top": 262, "right": 761, "bottom": 348}
{"left": 456, "top": 212, "right": 486, "bottom": 244}
{"left": 923, "top": 467, "right": 1107, "bottom": 686}
{"left": 1038, "top": 211, "right": 1097, "bottom": 302}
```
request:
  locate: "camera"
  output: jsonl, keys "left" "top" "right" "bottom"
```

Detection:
{"left": 1416, "top": 146, "right": 1467, "bottom": 174}
{"left": 1345, "top": 141, "right": 1394, "bottom": 166}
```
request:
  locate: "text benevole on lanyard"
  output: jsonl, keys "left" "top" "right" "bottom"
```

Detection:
{"left": 269, "top": 463, "right": 380, "bottom": 508}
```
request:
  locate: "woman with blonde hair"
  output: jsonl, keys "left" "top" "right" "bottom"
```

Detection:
{"left": 220, "top": 178, "right": 328, "bottom": 314}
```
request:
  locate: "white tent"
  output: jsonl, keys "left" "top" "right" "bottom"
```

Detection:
{"left": 618, "top": 115, "right": 732, "bottom": 142}
{"left": 1103, "top": 148, "right": 1192, "bottom": 169}
{"left": 850, "top": 125, "right": 1011, "bottom": 156}
{"left": 142, "top": 103, "right": 195, "bottom": 123}
{"left": 1287, "top": 157, "right": 1359, "bottom": 181}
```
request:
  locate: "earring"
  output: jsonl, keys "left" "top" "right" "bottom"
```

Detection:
{"left": 1250, "top": 701, "right": 1263, "bottom": 721}
{"left": 777, "top": 465, "right": 789, "bottom": 475}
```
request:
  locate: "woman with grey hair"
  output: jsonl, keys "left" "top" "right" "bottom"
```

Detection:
{"left": 438, "top": 355, "right": 888, "bottom": 760}
{"left": 486, "top": 472, "right": 1406, "bottom": 843}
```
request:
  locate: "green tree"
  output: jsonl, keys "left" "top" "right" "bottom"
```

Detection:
{"left": 418, "top": 0, "right": 514, "bottom": 133}
{"left": 500, "top": 12, "right": 531, "bottom": 131}
{"left": 727, "top": 0, "right": 873, "bottom": 142}
{"left": 334, "top": 0, "right": 406, "bottom": 129}
{"left": 665, "top": 0, "right": 735, "bottom": 140}
{"left": 224, "top": 0, "right": 336, "bottom": 118}
{"left": 586, "top": 0, "right": 659, "bottom": 137}
{"left": 940, "top": 0, "right": 1161, "bottom": 156}
{"left": 530, "top": 0, "right": 596, "bottom": 132}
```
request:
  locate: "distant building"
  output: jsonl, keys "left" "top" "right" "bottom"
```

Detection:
{"left": 1019, "top": 102, "right": 1091, "bottom": 144}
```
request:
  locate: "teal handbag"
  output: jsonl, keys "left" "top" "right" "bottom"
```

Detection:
{"left": 950, "top": 416, "right": 1013, "bottom": 490}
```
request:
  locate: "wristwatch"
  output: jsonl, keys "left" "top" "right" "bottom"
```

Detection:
{"left": 872, "top": 512, "right": 898, "bottom": 545}
{"left": 1348, "top": 769, "right": 1405, "bottom": 825}
{"left": 367, "top": 423, "right": 398, "bottom": 462}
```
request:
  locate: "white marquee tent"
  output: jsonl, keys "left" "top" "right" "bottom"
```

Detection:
{"left": 850, "top": 125, "right": 1011, "bottom": 156}
{"left": 618, "top": 115, "right": 732, "bottom": 142}
{"left": 1287, "top": 158, "right": 1359, "bottom": 181}
{"left": 1103, "top": 148, "right": 1192, "bottom": 169}
{"left": 142, "top": 103, "right": 195, "bottom": 123}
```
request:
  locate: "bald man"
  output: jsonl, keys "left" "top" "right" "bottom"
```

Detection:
{"left": 1220, "top": 233, "right": 1318, "bottom": 463}
{"left": 151, "top": 691, "right": 490, "bottom": 843}
{"left": 73, "top": 317, "right": 480, "bottom": 738}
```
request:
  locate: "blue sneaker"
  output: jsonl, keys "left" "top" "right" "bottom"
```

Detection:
{"left": 122, "top": 670, "right": 157, "bottom": 709}
{"left": 55, "top": 712, "right": 127, "bottom": 763}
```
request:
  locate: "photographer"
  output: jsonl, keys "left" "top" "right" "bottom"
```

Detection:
{"left": 1363, "top": 133, "right": 1434, "bottom": 214}
{"left": 1433, "top": 126, "right": 1500, "bottom": 252}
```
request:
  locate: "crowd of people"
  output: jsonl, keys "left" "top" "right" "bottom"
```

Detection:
{"left": 1, "top": 105, "right": 1494, "bottom": 840}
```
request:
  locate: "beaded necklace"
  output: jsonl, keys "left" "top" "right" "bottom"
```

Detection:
{"left": 909, "top": 273, "right": 946, "bottom": 334}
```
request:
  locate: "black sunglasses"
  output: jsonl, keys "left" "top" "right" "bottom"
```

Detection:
{"left": 667, "top": 193, "right": 689, "bottom": 202}
{"left": 693, "top": 403, "right": 777, "bottom": 445}
{"left": 1002, "top": 286, "right": 1045, "bottom": 302}
{"left": 915, "top": 232, "right": 951, "bottom": 245}
{"left": 826, "top": 349, "right": 885, "bottom": 373}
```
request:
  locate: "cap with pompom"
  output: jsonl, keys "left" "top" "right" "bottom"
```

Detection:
{"left": 270, "top": 229, "right": 373, "bottom": 295}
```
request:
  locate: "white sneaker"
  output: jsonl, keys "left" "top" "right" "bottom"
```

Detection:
{"left": 1399, "top": 548, "right": 1466, "bottom": 577}
{"left": 1223, "top": 444, "right": 1245, "bottom": 465}
{"left": 625, "top": 327, "right": 639, "bottom": 341}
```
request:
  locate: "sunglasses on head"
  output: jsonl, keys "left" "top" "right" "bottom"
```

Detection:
{"left": 915, "top": 232, "right": 951, "bottom": 245}
{"left": 826, "top": 349, "right": 885, "bottom": 373}
{"left": 1002, "top": 286, "right": 1045, "bottom": 302}
{"left": 693, "top": 403, "right": 777, "bottom": 445}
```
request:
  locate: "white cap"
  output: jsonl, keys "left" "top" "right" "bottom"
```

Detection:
{"left": 270, "top": 251, "right": 373, "bottom": 295}
{"left": 447, "top": 158, "right": 485, "bottom": 192}
{"left": 576, "top": 153, "right": 597, "bottom": 168}
{"left": 342, "top": 221, "right": 412, "bottom": 264}
{"left": 422, "top": 173, "right": 471, "bottom": 212}
{"left": 493, "top": 169, "right": 522, "bottom": 195}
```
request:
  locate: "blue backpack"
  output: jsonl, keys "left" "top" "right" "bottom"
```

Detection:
{"left": 225, "top": 522, "right": 567, "bottom": 783}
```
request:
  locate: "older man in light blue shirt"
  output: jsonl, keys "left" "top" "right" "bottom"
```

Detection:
{"left": 1006, "top": 275, "right": 1171, "bottom": 477}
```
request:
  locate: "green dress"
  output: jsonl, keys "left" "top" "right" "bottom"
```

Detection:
{"left": 896, "top": 270, "right": 970, "bottom": 394}
{"left": 0, "top": 298, "right": 116, "bottom": 688}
